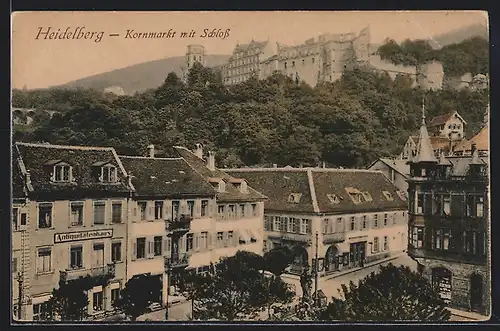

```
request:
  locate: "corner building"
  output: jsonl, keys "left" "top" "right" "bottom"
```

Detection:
{"left": 407, "top": 112, "right": 490, "bottom": 316}
{"left": 227, "top": 167, "right": 408, "bottom": 277}
{"left": 13, "top": 142, "right": 133, "bottom": 320}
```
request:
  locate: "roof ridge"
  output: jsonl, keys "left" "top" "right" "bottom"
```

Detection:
{"left": 15, "top": 142, "right": 114, "bottom": 151}
{"left": 226, "top": 167, "right": 384, "bottom": 173}
{"left": 119, "top": 155, "right": 183, "bottom": 161}
{"left": 307, "top": 169, "right": 320, "bottom": 213}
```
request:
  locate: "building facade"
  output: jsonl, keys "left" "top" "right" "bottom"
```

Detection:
{"left": 407, "top": 112, "right": 490, "bottom": 316}
{"left": 226, "top": 167, "right": 408, "bottom": 277}
{"left": 367, "top": 158, "right": 410, "bottom": 194}
{"left": 13, "top": 142, "right": 134, "bottom": 321}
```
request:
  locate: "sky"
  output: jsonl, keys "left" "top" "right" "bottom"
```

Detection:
{"left": 11, "top": 11, "right": 487, "bottom": 89}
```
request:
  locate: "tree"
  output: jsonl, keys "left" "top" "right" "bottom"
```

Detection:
{"left": 179, "top": 268, "right": 209, "bottom": 320}
{"left": 318, "top": 263, "right": 451, "bottom": 321}
{"left": 194, "top": 251, "right": 269, "bottom": 321}
{"left": 45, "top": 280, "right": 89, "bottom": 321}
{"left": 263, "top": 246, "right": 295, "bottom": 277}
{"left": 116, "top": 274, "right": 162, "bottom": 321}
{"left": 262, "top": 274, "right": 295, "bottom": 318}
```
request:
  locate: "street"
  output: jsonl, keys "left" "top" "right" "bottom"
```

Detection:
{"left": 138, "top": 254, "right": 418, "bottom": 321}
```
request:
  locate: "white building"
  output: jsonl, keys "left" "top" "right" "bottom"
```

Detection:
{"left": 226, "top": 167, "right": 408, "bottom": 277}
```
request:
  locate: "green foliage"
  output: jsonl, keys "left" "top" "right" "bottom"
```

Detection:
{"left": 116, "top": 274, "right": 162, "bottom": 321}
{"left": 45, "top": 280, "right": 90, "bottom": 321}
{"left": 12, "top": 48, "right": 489, "bottom": 167}
{"left": 318, "top": 263, "right": 451, "bottom": 321}
{"left": 263, "top": 246, "right": 295, "bottom": 276}
{"left": 378, "top": 37, "right": 489, "bottom": 77}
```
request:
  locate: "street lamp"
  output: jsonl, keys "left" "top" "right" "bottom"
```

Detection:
{"left": 165, "top": 265, "right": 170, "bottom": 321}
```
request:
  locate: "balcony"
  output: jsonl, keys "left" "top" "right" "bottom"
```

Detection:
{"left": 60, "top": 263, "right": 116, "bottom": 282}
{"left": 266, "top": 230, "right": 312, "bottom": 244}
{"left": 322, "top": 232, "right": 346, "bottom": 244}
{"left": 164, "top": 252, "right": 190, "bottom": 269}
{"left": 407, "top": 246, "right": 487, "bottom": 265}
{"left": 166, "top": 214, "right": 193, "bottom": 235}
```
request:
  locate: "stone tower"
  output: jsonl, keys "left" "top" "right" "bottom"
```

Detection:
{"left": 183, "top": 44, "right": 206, "bottom": 81}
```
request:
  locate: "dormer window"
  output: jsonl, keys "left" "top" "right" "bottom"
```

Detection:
{"left": 382, "top": 191, "right": 394, "bottom": 201}
{"left": 45, "top": 160, "right": 73, "bottom": 183}
{"left": 345, "top": 187, "right": 363, "bottom": 204}
{"left": 92, "top": 161, "right": 117, "bottom": 183}
{"left": 326, "top": 194, "right": 341, "bottom": 204}
{"left": 396, "top": 190, "right": 407, "bottom": 201}
{"left": 208, "top": 177, "right": 225, "bottom": 193}
{"left": 361, "top": 191, "right": 373, "bottom": 202}
{"left": 230, "top": 178, "right": 248, "bottom": 194}
{"left": 288, "top": 193, "right": 302, "bottom": 204}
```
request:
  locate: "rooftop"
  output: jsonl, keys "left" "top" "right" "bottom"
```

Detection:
{"left": 226, "top": 167, "right": 406, "bottom": 214}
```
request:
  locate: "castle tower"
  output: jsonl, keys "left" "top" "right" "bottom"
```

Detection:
{"left": 183, "top": 45, "right": 206, "bottom": 81}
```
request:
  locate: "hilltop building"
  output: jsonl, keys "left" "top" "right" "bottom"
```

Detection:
{"left": 399, "top": 111, "right": 467, "bottom": 160}
{"left": 187, "top": 26, "right": 445, "bottom": 89}
{"left": 407, "top": 108, "right": 490, "bottom": 316}
{"left": 453, "top": 126, "right": 489, "bottom": 157}
{"left": 226, "top": 167, "right": 408, "bottom": 277}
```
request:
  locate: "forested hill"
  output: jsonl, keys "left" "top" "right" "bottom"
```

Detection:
{"left": 12, "top": 61, "right": 489, "bottom": 169}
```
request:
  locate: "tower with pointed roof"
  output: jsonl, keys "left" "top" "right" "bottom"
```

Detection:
{"left": 406, "top": 100, "right": 490, "bottom": 317}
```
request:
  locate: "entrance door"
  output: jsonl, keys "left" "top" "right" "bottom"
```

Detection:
{"left": 432, "top": 268, "right": 452, "bottom": 304}
{"left": 350, "top": 242, "right": 366, "bottom": 267}
{"left": 470, "top": 273, "right": 483, "bottom": 313}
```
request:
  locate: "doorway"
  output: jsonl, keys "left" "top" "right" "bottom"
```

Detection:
{"left": 349, "top": 242, "right": 366, "bottom": 268}
{"left": 470, "top": 273, "right": 484, "bottom": 313}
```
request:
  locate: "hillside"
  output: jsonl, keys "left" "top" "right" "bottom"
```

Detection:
{"left": 56, "top": 55, "right": 230, "bottom": 95}
{"left": 429, "top": 23, "right": 488, "bottom": 49}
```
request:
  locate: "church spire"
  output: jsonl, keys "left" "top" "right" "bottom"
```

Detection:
{"left": 413, "top": 98, "right": 438, "bottom": 163}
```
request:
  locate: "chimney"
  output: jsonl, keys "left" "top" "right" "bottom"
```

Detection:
{"left": 471, "top": 143, "right": 477, "bottom": 156}
{"left": 127, "top": 172, "right": 133, "bottom": 187}
{"left": 25, "top": 170, "right": 31, "bottom": 187}
{"left": 207, "top": 151, "right": 216, "bottom": 171}
{"left": 147, "top": 144, "right": 155, "bottom": 158}
{"left": 194, "top": 143, "right": 203, "bottom": 159}
{"left": 273, "top": 164, "right": 278, "bottom": 168}
{"left": 322, "top": 161, "right": 326, "bottom": 169}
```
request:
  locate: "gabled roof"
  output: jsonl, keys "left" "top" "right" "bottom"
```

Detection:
{"left": 453, "top": 126, "right": 489, "bottom": 152}
{"left": 447, "top": 155, "right": 489, "bottom": 176}
{"left": 118, "top": 156, "right": 216, "bottom": 198}
{"left": 226, "top": 168, "right": 407, "bottom": 214}
{"left": 428, "top": 111, "right": 467, "bottom": 127}
{"left": 172, "top": 146, "right": 267, "bottom": 203}
{"left": 14, "top": 142, "right": 132, "bottom": 196}
{"left": 413, "top": 110, "right": 438, "bottom": 163}
{"left": 368, "top": 158, "right": 410, "bottom": 177}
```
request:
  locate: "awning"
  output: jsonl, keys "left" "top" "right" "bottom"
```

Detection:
{"left": 247, "top": 229, "right": 259, "bottom": 242}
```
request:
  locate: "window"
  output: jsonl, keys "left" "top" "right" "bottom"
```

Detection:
{"left": 228, "top": 231, "right": 234, "bottom": 245}
{"left": 101, "top": 165, "right": 117, "bottom": 183}
{"left": 70, "top": 246, "right": 83, "bottom": 269}
{"left": 251, "top": 204, "right": 258, "bottom": 217}
{"left": 70, "top": 202, "right": 84, "bottom": 226}
{"left": 136, "top": 238, "right": 146, "bottom": 259}
{"left": 37, "top": 248, "right": 52, "bottom": 273}
{"left": 323, "top": 219, "right": 330, "bottom": 234}
{"left": 111, "top": 288, "right": 120, "bottom": 307}
{"left": 186, "top": 233, "right": 194, "bottom": 251}
{"left": 53, "top": 164, "right": 71, "bottom": 182}
{"left": 373, "top": 214, "right": 378, "bottom": 228}
{"left": 93, "top": 201, "right": 106, "bottom": 225}
{"left": 383, "top": 191, "right": 394, "bottom": 201}
{"left": 362, "top": 216, "right": 367, "bottom": 229}
{"left": 12, "top": 208, "right": 18, "bottom": 231}
{"left": 12, "top": 257, "right": 18, "bottom": 273}
{"left": 411, "top": 227, "right": 424, "bottom": 248}
{"left": 336, "top": 217, "right": 343, "bottom": 232}
{"left": 300, "top": 219, "right": 310, "bottom": 234}
{"left": 284, "top": 62, "right": 287, "bottom": 69}
{"left": 172, "top": 200, "right": 180, "bottom": 219}
{"left": 239, "top": 204, "right": 245, "bottom": 217}
{"left": 443, "top": 195, "right": 451, "bottom": 216}
{"left": 38, "top": 203, "right": 52, "bottom": 228}
{"left": 228, "top": 205, "right": 236, "bottom": 219}
{"left": 384, "top": 214, "right": 388, "bottom": 226}
{"left": 432, "top": 229, "right": 451, "bottom": 251}
{"left": 111, "top": 242, "right": 122, "bottom": 262}
{"left": 154, "top": 236, "right": 162, "bottom": 256}
{"left": 21, "top": 213, "right": 26, "bottom": 226}
{"left": 327, "top": 194, "right": 341, "bottom": 204}
{"left": 137, "top": 201, "right": 147, "bottom": 221}
{"left": 443, "top": 230, "right": 451, "bottom": 250}
{"left": 350, "top": 217, "right": 355, "bottom": 231}
{"left": 201, "top": 200, "right": 208, "bottom": 217}
{"left": 187, "top": 200, "right": 195, "bottom": 217}
{"left": 200, "top": 232, "right": 208, "bottom": 249}
{"left": 217, "top": 231, "right": 223, "bottom": 247}
{"left": 477, "top": 197, "right": 484, "bottom": 217}
{"left": 154, "top": 201, "right": 163, "bottom": 220}
{"left": 361, "top": 192, "right": 373, "bottom": 202}
{"left": 417, "top": 193, "right": 424, "bottom": 214}
{"left": 93, "top": 291, "right": 104, "bottom": 312}
{"left": 217, "top": 205, "right": 225, "bottom": 219}
{"left": 312, "top": 57, "right": 315, "bottom": 63}
{"left": 288, "top": 193, "right": 302, "bottom": 203}
{"left": 92, "top": 243, "right": 104, "bottom": 267}
{"left": 373, "top": 237, "right": 379, "bottom": 253}
{"left": 33, "top": 302, "right": 49, "bottom": 321}
{"left": 384, "top": 236, "right": 389, "bottom": 251}
{"left": 273, "top": 217, "right": 281, "bottom": 231}
{"left": 112, "top": 202, "right": 122, "bottom": 223}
